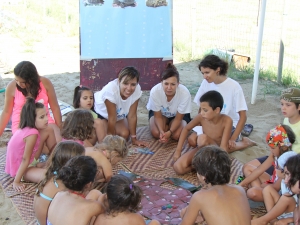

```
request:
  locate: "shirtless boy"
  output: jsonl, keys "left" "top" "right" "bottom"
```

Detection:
{"left": 179, "top": 146, "right": 251, "bottom": 225}
{"left": 173, "top": 90, "right": 232, "bottom": 175}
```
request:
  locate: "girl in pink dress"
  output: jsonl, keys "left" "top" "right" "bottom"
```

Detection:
{"left": 0, "top": 61, "right": 62, "bottom": 141}
{"left": 5, "top": 98, "right": 53, "bottom": 192}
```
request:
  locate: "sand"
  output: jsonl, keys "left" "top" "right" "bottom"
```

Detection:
{"left": 0, "top": 34, "right": 285, "bottom": 224}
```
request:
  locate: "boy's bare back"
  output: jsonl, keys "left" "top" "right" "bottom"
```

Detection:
{"left": 181, "top": 184, "right": 251, "bottom": 225}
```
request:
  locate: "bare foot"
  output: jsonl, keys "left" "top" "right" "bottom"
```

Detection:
{"left": 242, "top": 137, "right": 257, "bottom": 147}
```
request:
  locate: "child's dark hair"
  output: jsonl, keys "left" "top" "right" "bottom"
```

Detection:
{"left": 285, "top": 154, "right": 300, "bottom": 190}
{"left": 192, "top": 145, "right": 230, "bottom": 185}
{"left": 73, "top": 85, "right": 93, "bottom": 108}
{"left": 94, "top": 135, "right": 128, "bottom": 160}
{"left": 36, "top": 141, "right": 85, "bottom": 195}
{"left": 105, "top": 174, "right": 142, "bottom": 214}
{"left": 200, "top": 90, "right": 224, "bottom": 111}
{"left": 280, "top": 88, "right": 300, "bottom": 115}
{"left": 198, "top": 54, "right": 229, "bottom": 75}
{"left": 14, "top": 61, "right": 41, "bottom": 99}
{"left": 161, "top": 63, "right": 179, "bottom": 82}
{"left": 118, "top": 66, "right": 140, "bottom": 83}
{"left": 58, "top": 155, "right": 97, "bottom": 191}
{"left": 61, "top": 109, "right": 94, "bottom": 141}
{"left": 19, "top": 97, "right": 45, "bottom": 129}
{"left": 280, "top": 124, "right": 295, "bottom": 154}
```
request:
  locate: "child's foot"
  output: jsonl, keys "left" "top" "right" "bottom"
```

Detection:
{"left": 242, "top": 137, "right": 257, "bottom": 148}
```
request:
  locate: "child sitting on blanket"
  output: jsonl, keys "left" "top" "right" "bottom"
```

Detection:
{"left": 280, "top": 87, "right": 300, "bottom": 153}
{"left": 5, "top": 97, "right": 56, "bottom": 192}
{"left": 251, "top": 151, "right": 297, "bottom": 225}
{"left": 179, "top": 145, "right": 251, "bottom": 225}
{"left": 73, "top": 85, "right": 104, "bottom": 144}
{"left": 34, "top": 141, "right": 85, "bottom": 225}
{"left": 61, "top": 109, "right": 94, "bottom": 147}
{"left": 240, "top": 124, "right": 295, "bottom": 202}
{"left": 193, "top": 54, "right": 256, "bottom": 152}
{"left": 173, "top": 90, "right": 232, "bottom": 175}
{"left": 47, "top": 156, "right": 105, "bottom": 225}
{"left": 85, "top": 135, "right": 129, "bottom": 183}
{"left": 93, "top": 174, "right": 160, "bottom": 225}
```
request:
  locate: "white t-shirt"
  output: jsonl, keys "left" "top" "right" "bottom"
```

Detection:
{"left": 146, "top": 83, "right": 191, "bottom": 118}
{"left": 193, "top": 78, "right": 247, "bottom": 127}
{"left": 94, "top": 79, "right": 142, "bottom": 121}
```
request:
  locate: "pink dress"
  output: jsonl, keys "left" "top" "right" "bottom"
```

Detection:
{"left": 11, "top": 81, "right": 55, "bottom": 133}
{"left": 5, "top": 127, "right": 40, "bottom": 177}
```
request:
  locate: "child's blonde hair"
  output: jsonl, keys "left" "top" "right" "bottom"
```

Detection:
{"left": 94, "top": 135, "right": 128, "bottom": 159}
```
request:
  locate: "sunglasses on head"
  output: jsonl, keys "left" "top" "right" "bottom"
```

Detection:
{"left": 275, "top": 165, "right": 284, "bottom": 173}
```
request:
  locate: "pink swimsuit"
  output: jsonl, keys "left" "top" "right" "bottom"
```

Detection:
{"left": 61, "top": 138, "right": 84, "bottom": 146}
{"left": 12, "top": 81, "right": 55, "bottom": 133}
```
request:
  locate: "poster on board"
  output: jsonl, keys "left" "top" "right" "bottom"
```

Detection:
{"left": 80, "top": 0, "right": 173, "bottom": 90}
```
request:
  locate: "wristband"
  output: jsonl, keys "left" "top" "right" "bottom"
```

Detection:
{"left": 131, "top": 135, "right": 137, "bottom": 138}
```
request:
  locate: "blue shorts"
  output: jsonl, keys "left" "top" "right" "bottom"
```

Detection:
{"left": 257, "top": 155, "right": 274, "bottom": 176}
{"left": 231, "top": 126, "right": 242, "bottom": 142}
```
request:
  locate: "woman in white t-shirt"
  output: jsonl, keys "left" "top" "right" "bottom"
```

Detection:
{"left": 193, "top": 54, "right": 256, "bottom": 152}
{"left": 94, "top": 66, "right": 147, "bottom": 147}
{"left": 147, "top": 63, "right": 192, "bottom": 143}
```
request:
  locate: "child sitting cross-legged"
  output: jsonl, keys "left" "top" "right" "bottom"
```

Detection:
{"left": 179, "top": 145, "right": 251, "bottom": 225}
{"left": 173, "top": 90, "right": 233, "bottom": 175}
{"left": 240, "top": 124, "right": 295, "bottom": 202}
{"left": 251, "top": 151, "right": 297, "bottom": 225}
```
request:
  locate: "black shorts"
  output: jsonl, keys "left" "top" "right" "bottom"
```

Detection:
{"left": 148, "top": 110, "right": 191, "bottom": 124}
{"left": 257, "top": 155, "right": 274, "bottom": 176}
{"left": 92, "top": 109, "right": 107, "bottom": 121}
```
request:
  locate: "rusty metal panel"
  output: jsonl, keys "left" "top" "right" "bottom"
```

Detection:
{"left": 80, "top": 58, "right": 172, "bottom": 91}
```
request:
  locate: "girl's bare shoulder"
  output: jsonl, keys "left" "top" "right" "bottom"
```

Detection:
{"left": 40, "top": 76, "right": 54, "bottom": 89}
{"left": 5, "top": 80, "right": 17, "bottom": 94}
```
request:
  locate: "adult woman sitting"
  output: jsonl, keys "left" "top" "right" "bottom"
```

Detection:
{"left": 94, "top": 66, "right": 147, "bottom": 147}
{"left": 193, "top": 54, "right": 255, "bottom": 152}
{"left": 146, "top": 63, "right": 191, "bottom": 144}
{"left": 0, "top": 61, "right": 62, "bottom": 141}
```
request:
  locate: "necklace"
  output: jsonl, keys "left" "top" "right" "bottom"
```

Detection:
{"left": 69, "top": 191, "right": 85, "bottom": 198}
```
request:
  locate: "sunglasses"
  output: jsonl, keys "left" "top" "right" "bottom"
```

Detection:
{"left": 275, "top": 165, "right": 284, "bottom": 173}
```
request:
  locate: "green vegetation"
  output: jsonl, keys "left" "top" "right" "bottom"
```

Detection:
{"left": 0, "top": 0, "right": 79, "bottom": 52}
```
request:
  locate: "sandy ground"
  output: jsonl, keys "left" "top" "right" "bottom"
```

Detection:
{"left": 0, "top": 33, "right": 285, "bottom": 224}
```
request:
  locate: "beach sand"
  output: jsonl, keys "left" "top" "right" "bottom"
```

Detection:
{"left": 0, "top": 35, "right": 284, "bottom": 224}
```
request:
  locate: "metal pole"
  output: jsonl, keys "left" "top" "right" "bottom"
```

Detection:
{"left": 277, "top": 0, "right": 288, "bottom": 84}
{"left": 251, "top": 0, "right": 267, "bottom": 104}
